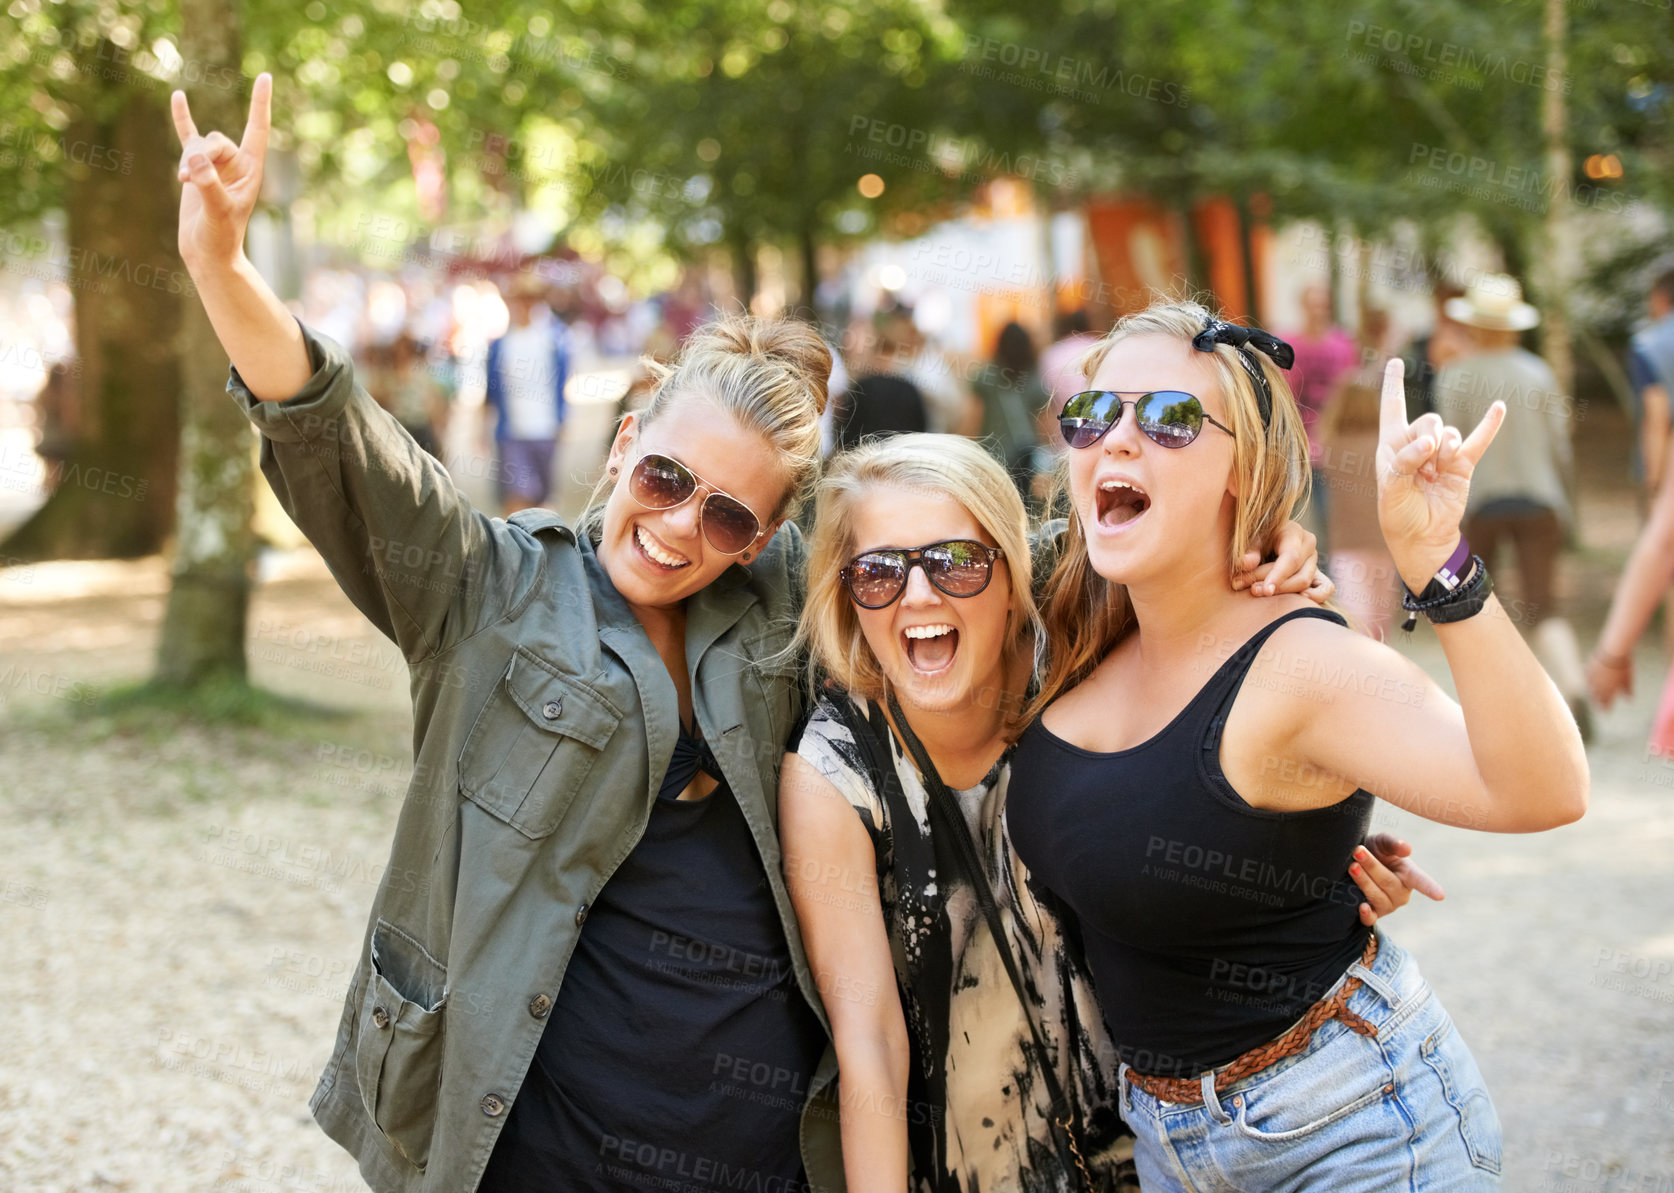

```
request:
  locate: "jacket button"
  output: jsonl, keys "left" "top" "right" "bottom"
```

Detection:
{"left": 529, "top": 993, "right": 552, "bottom": 1019}
{"left": 371, "top": 1006, "right": 391, "bottom": 1030}
{"left": 481, "top": 1093, "right": 506, "bottom": 1117}
{"left": 575, "top": 902, "right": 589, "bottom": 926}
{"left": 541, "top": 698, "right": 563, "bottom": 720}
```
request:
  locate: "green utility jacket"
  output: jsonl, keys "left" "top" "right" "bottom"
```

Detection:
{"left": 229, "top": 323, "right": 845, "bottom": 1193}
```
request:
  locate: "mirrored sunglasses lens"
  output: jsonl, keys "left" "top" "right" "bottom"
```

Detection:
{"left": 701, "top": 493, "right": 760, "bottom": 554}
{"left": 631, "top": 454, "right": 694, "bottom": 507}
{"left": 847, "top": 555, "right": 907, "bottom": 606}
{"left": 926, "top": 542, "right": 992, "bottom": 595}
{"left": 1059, "top": 392, "right": 1115, "bottom": 448}
{"left": 1137, "top": 392, "right": 1204, "bottom": 448}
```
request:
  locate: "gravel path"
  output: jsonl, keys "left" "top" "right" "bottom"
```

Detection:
{"left": 1, "top": 552, "right": 1670, "bottom": 1193}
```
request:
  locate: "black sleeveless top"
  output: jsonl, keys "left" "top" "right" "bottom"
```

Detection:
{"left": 1007, "top": 609, "right": 1373, "bottom": 1079}
{"left": 480, "top": 721, "right": 826, "bottom": 1190}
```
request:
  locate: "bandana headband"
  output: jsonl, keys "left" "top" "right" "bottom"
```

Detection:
{"left": 1190, "top": 318, "right": 1295, "bottom": 428}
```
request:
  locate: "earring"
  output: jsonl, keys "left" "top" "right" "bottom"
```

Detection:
{"left": 608, "top": 466, "right": 618, "bottom": 477}
{"left": 741, "top": 552, "right": 752, "bottom": 562}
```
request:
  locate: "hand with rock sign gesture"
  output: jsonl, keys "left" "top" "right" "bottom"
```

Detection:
{"left": 167, "top": 72, "right": 309, "bottom": 400}
{"left": 171, "top": 72, "right": 272, "bottom": 273}
{"left": 1375, "top": 356, "right": 1506, "bottom": 594}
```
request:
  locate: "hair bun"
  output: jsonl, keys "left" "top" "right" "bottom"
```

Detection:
{"left": 691, "top": 315, "right": 833, "bottom": 416}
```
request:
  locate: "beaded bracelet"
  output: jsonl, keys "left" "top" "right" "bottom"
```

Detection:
{"left": 1400, "top": 556, "right": 1492, "bottom": 633}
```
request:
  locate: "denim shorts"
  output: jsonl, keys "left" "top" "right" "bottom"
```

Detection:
{"left": 1116, "top": 932, "right": 1502, "bottom": 1192}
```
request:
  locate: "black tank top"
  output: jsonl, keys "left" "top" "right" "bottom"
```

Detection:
{"left": 1007, "top": 608, "right": 1373, "bottom": 1079}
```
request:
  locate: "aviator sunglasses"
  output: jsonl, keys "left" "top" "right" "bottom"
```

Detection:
{"left": 840, "top": 539, "right": 1004, "bottom": 609}
{"left": 626, "top": 451, "right": 764, "bottom": 556}
{"left": 1059, "top": 389, "right": 1235, "bottom": 450}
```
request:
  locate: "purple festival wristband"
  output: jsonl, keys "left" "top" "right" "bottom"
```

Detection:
{"left": 1435, "top": 536, "right": 1472, "bottom": 591}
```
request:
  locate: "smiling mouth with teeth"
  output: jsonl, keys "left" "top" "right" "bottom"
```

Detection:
{"left": 902, "top": 623, "right": 959, "bottom": 673}
{"left": 1096, "top": 478, "right": 1152, "bottom": 529}
{"left": 635, "top": 524, "right": 691, "bottom": 569}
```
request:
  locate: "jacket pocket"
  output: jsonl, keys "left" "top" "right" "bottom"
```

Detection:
{"left": 457, "top": 648, "right": 623, "bottom": 839}
{"left": 355, "top": 920, "right": 448, "bottom": 1171}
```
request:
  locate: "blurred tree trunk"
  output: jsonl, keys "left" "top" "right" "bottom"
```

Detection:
{"left": 1, "top": 56, "right": 181, "bottom": 561}
{"left": 155, "top": 0, "right": 255, "bottom": 687}
{"left": 797, "top": 221, "right": 819, "bottom": 315}
{"left": 1537, "top": 0, "right": 1578, "bottom": 521}
{"left": 732, "top": 232, "right": 758, "bottom": 311}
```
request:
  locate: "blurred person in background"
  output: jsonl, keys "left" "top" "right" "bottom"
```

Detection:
{"left": 31, "top": 357, "right": 81, "bottom": 494}
{"left": 486, "top": 273, "right": 569, "bottom": 516}
{"left": 833, "top": 315, "right": 928, "bottom": 452}
{"left": 1318, "top": 358, "right": 1400, "bottom": 640}
{"left": 1436, "top": 274, "right": 1589, "bottom": 737}
{"left": 1039, "top": 309, "right": 1099, "bottom": 413}
{"left": 1287, "top": 282, "right": 1359, "bottom": 554}
{"left": 1587, "top": 449, "right": 1674, "bottom": 758}
{"left": 368, "top": 332, "right": 447, "bottom": 460}
{"left": 1401, "top": 282, "right": 1469, "bottom": 422}
{"left": 1628, "top": 266, "right": 1674, "bottom": 497}
{"left": 969, "top": 320, "right": 1047, "bottom": 499}
{"left": 892, "top": 310, "right": 973, "bottom": 435}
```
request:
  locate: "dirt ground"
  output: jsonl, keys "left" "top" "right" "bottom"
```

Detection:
{"left": 1, "top": 402, "right": 1671, "bottom": 1192}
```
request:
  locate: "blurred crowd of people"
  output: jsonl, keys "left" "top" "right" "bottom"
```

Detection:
{"left": 16, "top": 246, "right": 1674, "bottom": 758}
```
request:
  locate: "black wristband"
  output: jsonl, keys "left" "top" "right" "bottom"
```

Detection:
{"left": 1400, "top": 557, "right": 1493, "bottom": 632}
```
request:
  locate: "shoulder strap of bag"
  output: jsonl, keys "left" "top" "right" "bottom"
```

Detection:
{"left": 884, "top": 692, "right": 1094, "bottom": 1192}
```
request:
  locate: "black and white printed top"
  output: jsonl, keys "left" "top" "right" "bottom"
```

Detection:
{"left": 794, "top": 691, "right": 1132, "bottom": 1193}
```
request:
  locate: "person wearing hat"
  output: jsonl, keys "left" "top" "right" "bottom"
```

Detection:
{"left": 1434, "top": 274, "right": 1590, "bottom": 736}
{"left": 486, "top": 274, "right": 569, "bottom": 516}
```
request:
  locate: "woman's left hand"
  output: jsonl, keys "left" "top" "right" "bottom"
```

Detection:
{"left": 1232, "top": 520, "right": 1334, "bottom": 603}
{"left": 1351, "top": 833, "right": 1446, "bottom": 926}
{"left": 1376, "top": 357, "right": 1505, "bottom": 591}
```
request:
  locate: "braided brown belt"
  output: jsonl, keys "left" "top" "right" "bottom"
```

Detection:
{"left": 1127, "top": 933, "right": 1381, "bottom": 1106}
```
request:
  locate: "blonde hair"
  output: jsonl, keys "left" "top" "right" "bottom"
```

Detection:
{"left": 798, "top": 434, "right": 1042, "bottom": 710}
{"left": 1027, "top": 298, "right": 1311, "bottom": 722}
{"left": 582, "top": 314, "right": 831, "bottom": 534}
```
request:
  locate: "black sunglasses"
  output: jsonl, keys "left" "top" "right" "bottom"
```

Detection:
{"left": 626, "top": 450, "right": 763, "bottom": 556}
{"left": 840, "top": 539, "right": 1004, "bottom": 610}
{"left": 1059, "top": 390, "right": 1236, "bottom": 450}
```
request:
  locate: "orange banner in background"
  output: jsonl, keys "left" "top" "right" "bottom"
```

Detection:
{"left": 1084, "top": 198, "right": 1188, "bottom": 317}
{"left": 1083, "top": 195, "right": 1267, "bottom": 325}
{"left": 1192, "top": 197, "right": 1248, "bottom": 323}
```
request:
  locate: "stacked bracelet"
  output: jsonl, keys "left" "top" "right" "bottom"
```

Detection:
{"left": 1400, "top": 555, "right": 1493, "bottom": 633}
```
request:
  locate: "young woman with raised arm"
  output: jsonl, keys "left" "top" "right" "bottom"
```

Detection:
{"left": 1006, "top": 300, "right": 1588, "bottom": 1190}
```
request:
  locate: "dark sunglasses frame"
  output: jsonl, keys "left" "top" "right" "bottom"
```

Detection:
{"left": 1059, "top": 389, "right": 1236, "bottom": 450}
{"left": 839, "top": 539, "right": 1005, "bottom": 609}
{"left": 626, "top": 450, "right": 764, "bottom": 556}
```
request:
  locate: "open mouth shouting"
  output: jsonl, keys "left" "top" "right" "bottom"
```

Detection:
{"left": 903, "top": 622, "right": 959, "bottom": 675}
{"left": 634, "top": 523, "right": 692, "bottom": 571}
{"left": 1095, "top": 475, "right": 1151, "bottom": 532}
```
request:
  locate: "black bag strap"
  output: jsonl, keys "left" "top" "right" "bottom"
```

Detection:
{"left": 883, "top": 692, "right": 1095, "bottom": 1192}
{"left": 822, "top": 694, "right": 948, "bottom": 1187}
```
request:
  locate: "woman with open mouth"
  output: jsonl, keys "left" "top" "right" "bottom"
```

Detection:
{"left": 1007, "top": 300, "right": 1589, "bottom": 1190}
{"left": 780, "top": 434, "right": 1435, "bottom": 1192}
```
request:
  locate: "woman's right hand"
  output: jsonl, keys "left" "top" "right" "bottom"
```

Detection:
{"left": 171, "top": 72, "right": 272, "bottom": 274}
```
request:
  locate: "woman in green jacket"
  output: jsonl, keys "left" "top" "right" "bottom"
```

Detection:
{"left": 174, "top": 76, "right": 843, "bottom": 1193}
